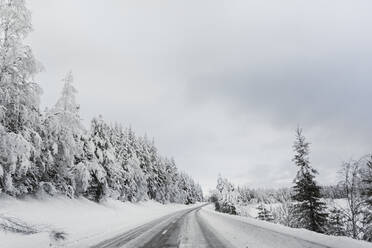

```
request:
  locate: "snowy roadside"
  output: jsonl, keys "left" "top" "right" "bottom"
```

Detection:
{"left": 200, "top": 204, "right": 372, "bottom": 248}
{"left": 0, "top": 195, "right": 202, "bottom": 248}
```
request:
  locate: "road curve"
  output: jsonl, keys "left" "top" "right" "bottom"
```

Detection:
{"left": 91, "top": 204, "right": 230, "bottom": 248}
{"left": 91, "top": 204, "right": 337, "bottom": 248}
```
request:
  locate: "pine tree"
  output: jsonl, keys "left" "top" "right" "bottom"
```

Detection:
{"left": 90, "top": 116, "right": 123, "bottom": 199}
{"left": 257, "top": 204, "right": 274, "bottom": 222}
{"left": 327, "top": 207, "right": 346, "bottom": 236}
{"left": 41, "top": 72, "right": 83, "bottom": 196}
{"left": 291, "top": 127, "right": 328, "bottom": 233}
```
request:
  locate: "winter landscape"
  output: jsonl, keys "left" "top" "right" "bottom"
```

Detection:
{"left": 0, "top": 0, "right": 372, "bottom": 247}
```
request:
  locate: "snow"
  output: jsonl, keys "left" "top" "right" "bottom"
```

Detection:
{"left": 0, "top": 195, "right": 200, "bottom": 248}
{"left": 200, "top": 204, "right": 372, "bottom": 248}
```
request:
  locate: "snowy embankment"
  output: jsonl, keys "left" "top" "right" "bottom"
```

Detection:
{"left": 200, "top": 205, "right": 372, "bottom": 248}
{"left": 0, "top": 195, "right": 200, "bottom": 248}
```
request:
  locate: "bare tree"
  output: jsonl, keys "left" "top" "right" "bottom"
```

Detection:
{"left": 338, "top": 156, "right": 368, "bottom": 239}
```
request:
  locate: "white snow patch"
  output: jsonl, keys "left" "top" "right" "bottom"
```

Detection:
{"left": 0, "top": 195, "right": 200, "bottom": 248}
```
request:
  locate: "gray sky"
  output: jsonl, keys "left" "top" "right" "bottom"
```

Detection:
{"left": 27, "top": 0, "right": 372, "bottom": 192}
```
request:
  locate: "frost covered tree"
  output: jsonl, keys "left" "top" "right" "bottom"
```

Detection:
{"left": 125, "top": 154, "right": 147, "bottom": 201}
{"left": 257, "top": 204, "right": 274, "bottom": 222}
{"left": 291, "top": 127, "right": 328, "bottom": 233}
{"left": 41, "top": 72, "right": 84, "bottom": 196}
{"left": 361, "top": 156, "right": 372, "bottom": 241}
{"left": 136, "top": 136, "right": 163, "bottom": 201}
{"left": 164, "top": 158, "right": 181, "bottom": 203}
{"left": 327, "top": 207, "right": 347, "bottom": 236}
{"left": 339, "top": 157, "right": 368, "bottom": 239}
{"left": 110, "top": 125, "right": 143, "bottom": 201}
{"left": 0, "top": 0, "right": 41, "bottom": 132}
{"left": 214, "top": 176, "right": 238, "bottom": 214}
{"left": 271, "top": 201, "right": 298, "bottom": 227}
{"left": 0, "top": 0, "right": 43, "bottom": 195}
{"left": 90, "top": 117, "right": 123, "bottom": 199}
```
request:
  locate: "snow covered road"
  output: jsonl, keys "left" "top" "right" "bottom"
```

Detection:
{"left": 91, "top": 204, "right": 371, "bottom": 248}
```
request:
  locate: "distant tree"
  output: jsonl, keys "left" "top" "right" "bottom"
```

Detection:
{"left": 257, "top": 204, "right": 274, "bottom": 222}
{"left": 339, "top": 158, "right": 365, "bottom": 239}
{"left": 361, "top": 156, "right": 372, "bottom": 241}
{"left": 271, "top": 201, "right": 298, "bottom": 227}
{"left": 339, "top": 156, "right": 372, "bottom": 240}
{"left": 327, "top": 207, "right": 347, "bottom": 236}
{"left": 291, "top": 127, "right": 328, "bottom": 233}
{"left": 214, "top": 176, "right": 238, "bottom": 214}
{"left": 321, "top": 185, "right": 347, "bottom": 199}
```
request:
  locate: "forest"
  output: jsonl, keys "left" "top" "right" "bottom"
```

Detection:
{"left": 0, "top": 0, "right": 203, "bottom": 204}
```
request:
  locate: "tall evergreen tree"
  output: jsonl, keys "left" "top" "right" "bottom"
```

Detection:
{"left": 327, "top": 207, "right": 347, "bottom": 236}
{"left": 41, "top": 72, "right": 83, "bottom": 196}
{"left": 90, "top": 116, "right": 124, "bottom": 199}
{"left": 291, "top": 127, "right": 328, "bottom": 233}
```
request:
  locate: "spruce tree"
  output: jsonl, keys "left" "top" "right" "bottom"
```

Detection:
{"left": 257, "top": 204, "right": 274, "bottom": 222}
{"left": 291, "top": 127, "right": 328, "bottom": 233}
{"left": 327, "top": 207, "right": 346, "bottom": 236}
{"left": 42, "top": 72, "right": 83, "bottom": 196}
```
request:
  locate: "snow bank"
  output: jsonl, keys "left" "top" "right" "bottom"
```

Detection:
{"left": 201, "top": 205, "right": 372, "bottom": 248}
{"left": 0, "top": 195, "right": 199, "bottom": 248}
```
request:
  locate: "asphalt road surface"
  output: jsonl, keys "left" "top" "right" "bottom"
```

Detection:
{"left": 91, "top": 204, "right": 335, "bottom": 248}
{"left": 91, "top": 204, "right": 230, "bottom": 248}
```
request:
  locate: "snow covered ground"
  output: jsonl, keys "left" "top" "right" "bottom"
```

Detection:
{"left": 0, "top": 195, "right": 200, "bottom": 248}
{"left": 200, "top": 204, "right": 372, "bottom": 248}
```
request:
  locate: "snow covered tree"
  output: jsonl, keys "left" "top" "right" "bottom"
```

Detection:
{"left": 216, "top": 175, "right": 238, "bottom": 203}
{"left": 164, "top": 158, "right": 181, "bottom": 203}
{"left": 271, "top": 201, "right": 298, "bottom": 227}
{"left": 0, "top": 0, "right": 43, "bottom": 195}
{"left": 339, "top": 157, "right": 370, "bottom": 240}
{"left": 176, "top": 172, "right": 202, "bottom": 204}
{"left": 109, "top": 125, "right": 145, "bottom": 201}
{"left": 340, "top": 160, "right": 364, "bottom": 239}
{"left": 90, "top": 117, "right": 123, "bottom": 200}
{"left": 215, "top": 176, "right": 238, "bottom": 214}
{"left": 0, "top": 0, "right": 41, "bottom": 133}
{"left": 41, "top": 72, "right": 83, "bottom": 196}
{"left": 291, "top": 127, "right": 328, "bottom": 233}
{"left": 257, "top": 204, "right": 274, "bottom": 222}
{"left": 327, "top": 207, "right": 347, "bottom": 236}
{"left": 361, "top": 156, "right": 372, "bottom": 241}
{"left": 125, "top": 154, "right": 147, "bottom": 201}
{"left": 136, "top": 136, "right": 161, "bottom": 200}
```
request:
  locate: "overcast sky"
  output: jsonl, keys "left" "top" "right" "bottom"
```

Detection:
{"left": 27, "top": 0, "right": 372, "bottom": 192}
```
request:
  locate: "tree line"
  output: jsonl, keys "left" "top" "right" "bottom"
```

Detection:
{"left": 211, "top": 128, "right": 371, "bottom": 242}
{"left": 0, "top": 0, "right": 203, "bottom": 204}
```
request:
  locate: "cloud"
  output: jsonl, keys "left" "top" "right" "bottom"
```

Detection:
{"left": 27, "top": 0, "right": 372, "bottom": 191}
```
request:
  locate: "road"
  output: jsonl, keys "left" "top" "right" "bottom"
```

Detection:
{"left": 91, "top": 204, "right": 229, "bottom": 248}
{"left": 91, "top": 204, "right": 335, "bottom": 248}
